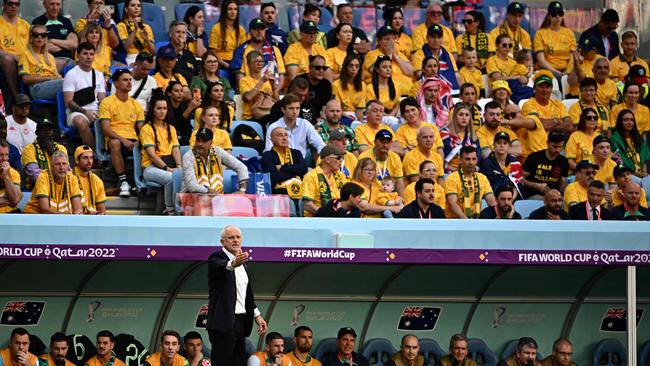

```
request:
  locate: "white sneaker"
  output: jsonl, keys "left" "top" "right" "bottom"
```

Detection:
{"left": 119, "top": 181, "right": 131, "bottom": 197}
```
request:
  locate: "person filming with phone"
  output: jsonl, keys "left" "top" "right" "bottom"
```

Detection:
{"left": 117, "top": 0, "right": 154, "bottom": 65}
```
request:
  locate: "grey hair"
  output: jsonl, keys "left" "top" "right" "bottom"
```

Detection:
{"left": 449, "top": 333, "right": 468, "bottom": 349}
{"left": 51, "top": 151, "right": 68, "bottom": 161}
{"left": 220, "top": 224, "right": 241, "bottom": 239}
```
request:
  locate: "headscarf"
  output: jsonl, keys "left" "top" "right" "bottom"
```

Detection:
{"left": 417, "top": 77, "right": 454, "bottom": 128}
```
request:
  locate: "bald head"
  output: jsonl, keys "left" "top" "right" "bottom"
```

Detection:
{"left": 400, "top": 335, "right": 420, "bottom": 361}
{"left": 623, "top": 182, "right": 642, "bottom": 206}
{"left": 270, "top": 127, "right": 289, "bottom": 148}
{"left": 544, "top": 189, "right": 563, "bottom": 214}
{"left": 325, "top": 99, "right": 342, "bottom": 125}
{"left": 417, "top": 125, "right": 436, "bottom": 150}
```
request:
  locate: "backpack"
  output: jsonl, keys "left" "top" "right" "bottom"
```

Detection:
{"left": 232, "top": 124, "right": 264, "bottom": 154}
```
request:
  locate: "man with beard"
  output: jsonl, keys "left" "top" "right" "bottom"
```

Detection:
{"left": 23, "top": 151, "right": 82, "bottom": 214}
{"left": 182, "top": 332, "right": 210, "bottom": 366}
{"left": 21, "top": 120, "right": 68, "bottom": 189}
{"left": 445, "top": 146, "right": 496, "bottom": 218}
{"left": 84, "top": 331, "right": 126, "bottom": 366}
{"left": 247, "top": 333, "right": 290, "bottom": 366}
{"left": 397, "top": 178, "right": 444, "bottom": 218}
{"left": 563, "top": 160, "right": 597, "bottom": 210}
{"left": 521, "top": 130, "right": 568, "bottom": 199}
{"left": 386, "top": 335, "right": 424, "bottom": 366}
{"left": 73, "top": 145, "right": 106, "bottom": 214}
{"left": 541, "top": 339, "right": 576, "bottom": 366}
{"left": 611, "top": 182, "right": 650, "bottom": 220}
{"left": 322, "top": 328, "right": 368, "bottom": 366}
{"left": 316, "top": 100, "right": 358, "bottom": 154}
{"left": 496, "top": 338, "right": 541, "bottom": 366}
{"left": 436, "top": 334, "right": 476, "bottom": 366}
{"left": 480, "top": 185, "right": 522, "bottom": 219}
{"left": 286, "top": 326, "right": 321, "bottom": 366}
{"left": 39, "top": 333, "right": 75, "bottom": 366}
{"left": 144, "top": 331, "right": 189, "bottom": 366}
{"left": 0, "top": 138, "right": 22, "bottom": 213}
{"left": 528, "top": 189, "right": 568, "bottom": 220}
{"left": 0, "top": 328, "right": 38, "bottom": 366}
{"left": 476, "top": 101, "right": 520, "bottom": 158}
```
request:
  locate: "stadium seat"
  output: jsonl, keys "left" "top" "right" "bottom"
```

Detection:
{"left": 501, "top": 340, "right": 543, "bottom": 360}
{"left": 351, "top": 121, "right": 363, "bottom": 131}
{"left": 319, "top": 6, "right": 333, "bottom": 32}
{"left": 232, "top": 146, "right": 260, "bottom": 160}
{"left": 514, "top": 200, "right": 544, "bottom": 219}
{"left": 287, "top": 5, "right": 301, "bottom": 31}
{"left": 211, "top": 194, "right": 255, "bottom": 216}
{"left": 62, "top": 64, "right": 76, "bottom": 77}
{"left": 133, "top": 145, "right": 163, "bottom": 191}
{"left": 255, "top": 195, "right": 291, "bottom": 217}
{"left": 640, "top": 175, "right": 650, "bottom": 189}
{"left": 18, "top": 192, "right": 31, "bottom": 212}
{"left": 240, "top": 4, "right": 261, "bottom": 32}
{"left": 468, "top": 338, "right": 498, "bottom": 366}
{"left": 117, "top": 2, "right": 168, "bottom": 42}
{"left": 314, "top": 338, "right": 337, "bottom": 361}
{"left": 94, "top": 120, "right": 110, "bottom": 162}
{"left": 561, "top": 74, "right": 570, "bottom": 98}
{"left": 363, "top": 338, "right": 396, "bottom": 366}
{"left": 56, "top": 91, "right": 77, "bottom": 137}
{"left": 562, "top": 99, "right": 579, "bottom": 112}
{"left": 482, "top": 74, "right": 491, "bottom": 96}
{"left": 231, "top": 120, "right": 264, "bottom": 140}
{"left": 351, "top": 6, "right": 377, "bottom": 41}
{"left": 477, "top": 98, "right": 492, "bottom": 111}
{"left": 172, "top": 168, "right": 183, "bottom": 213}
{"left": 245, "top": 339, "right": 256, "bottom": 357}
{"left": 155, "top": 41, "right": 168, "bottom": 54}
{"left": 639, "top": 340, "right": 650, "bottom": 366}
{"left": 551, "top": 77, "right": 562, "bottom": 100}
{"left": 175, "top": 3, "right": 203, "bottom": 21}
{"left": 592, "top": 339, "right": 626, "bottom": 366}
{"left": 223, "top": 169, "right": 237, "bottom": 193}
{"left": 419, "top": 338, "right": 446, "bottom": 366}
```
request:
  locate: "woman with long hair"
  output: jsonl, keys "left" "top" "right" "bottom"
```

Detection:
{"left": 165, "top": 81, "right": 197, "bottom": 145}
{"left": 20, "top": 25, "right": 62, "bottom": 100}
{"left": 366, "top": 55, "right": 400, "bottom": 117}
{"left": 194, "top": 81, "right": 234, "bottom": 132}
{"left": 189, "top": 106, "right": 233, "bottom": 151}
{"left": 440, "top": 102, "right": 480, "bottom": 172}
{"left": 383, "top": 6, "right": 412, "bottom": 60}
{"left": 411, "top": 56, "right": 440, "bottom": 96}
{"left": 533, "top": 1, "right": 576, "bottom": 79}
{"left": 78, "top": 23, "right": 111, "bottom": 76}
{"left": 566, "top": 108, "right": 599, "bottom": 170}
{"left": 238, "top": 51, "right": 275, "bottom": 122}
{"left": 139, "top": 91, "right": 182, "bottom": 215}
{"left": 325, "top": 22, "right": 353, "bottom": 79}
{"left": 455, "top": 10, "right": 489, "bottom": 70}
{"left": 490, "top": 80, "right": 513, "bottom": 111}
{"left": 117, "top": 0, "right": 155, "bottom": 65}
{"left": 189, "top": 49, "right": 233, "bottom": 100}
{"left": 351, "top": 157, "right": 403, "bottom": 218}
{"left": 610, "top": 109, "right": 649, "bottom": 177}
{"left": 610, "top": 82, "right": 650, "bottom": 136}
{"left": 183, "top": 5, "right": 207, "bottom": 58}
{"left": 208, "top": 0, "right": 245, "bottom": 69}
{"left": 332, "top": 54, "right": 367, "bottom": 121}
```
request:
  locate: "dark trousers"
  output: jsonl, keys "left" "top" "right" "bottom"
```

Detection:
{"left": 208, "top": 314, "right": 247, "bottom": 366}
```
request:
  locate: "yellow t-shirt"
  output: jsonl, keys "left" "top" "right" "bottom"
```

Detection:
{"left": 609, "top": 55, "right": 649, "bottom": 81}
{"left": 283, "top": 42, "right": 329, "bottom": 76}
{"left": 566, "top": 130, "right": 596, "bottom": 163}
{"left": 117, "top": 21, "right": 154, "bottom": 55}
{"left": 412, "top": 22, "right": 456, "bottom": 54}
{"left": 569, "top": 101, "right": 609, "bottom": 133}
{"left": 591, "top": 157, "right": 617, "bottom": 185}
{"left": 444, "top": 170, "right": 493, "bottom": 218}
{"left": 395, "top": 122, "right": 443, "bottom": 151}
{"left": 332, "top": 79, "right": 367, "bottom": 112}
{"left": 486, "top": 55, "right": 527, "bottom": 78}
{"left": 326, "top": 46, "right": 347, "bottom": 75}
{"left": 0, "top": 16, "right": 30, "bottom": 55}
{"left": 189, "top": 127, "right": 232, "bottom": 150}
{"left": 610, "top": 103, "right": 650, "bottom": 133}
{"left": 90, "top": 44, "right": 112, "bottom": 75}
{"left": 98, "top": 94, "right": 145, "bottom": 141}
{"left": 365, "top": 84, "right": 401, "bottom": 112}
{"left": 563, "top": 181, "right": 588, "bottom": 211}
{"left": 363, "top": 49, "right": 413, "bottom": 97}
{"left": 0, "top": 167, "right": 20, "bottom": 213}
{"left": 238, "top": 75, "right": 273, "bottom": 120}
{"left": 316, "top": 151, "right": 358, "bottom": 179}
{"left": 522, "top": 97, "right": 569, "bottom": 121}
{"left": 402, "top": 147, "right": 444, "bottom": 181}
{"left": 301, "top": 166, "right": 348, "bottom": 217}
{"left": 476, "top": 125, "right": 519, "bottom": 152}
{"left": 152, "top": 72, "right": 188, "bottom": 92}
{"left": 487, "top": 23, "right": 532, "bottom": 53}
{"left": 355, "top": 123, "right": 392, "bottom": 150}
{"left": 75, "top": 18, "right": 111, "bottom": 48}
{"left": 516, "top": 114, "right": 547, "bottom": 160}
{"left": 145, "top": 353, "right": 188, "bottom": 366}
{"left": 18, "top": 51, "right": 58, "bottom": 78}
{"left": 208, "top": 24, "right": 246, "bottom": 61}
{"left": 396, "top": 32, "right": 413, "bottom": 58}
{"left": 21, "top": 143, "right": 68, "bottom": 169}
{"left": 237, "top": 45, "right": 285, "bottom": 78}
{"left": 358, "top": 149, "right": 403, "bottom": 179}
{"left": 403, "top": 181, "right": 446, "bottom": 209}
{"left": 139, "top": 123, "right": 180, "bottom": 168}
{"left": 24, "top": 170, "right": 81, "bottom": 214}
{"left": 352, "top": 179, "right": 382, "bottom": 218}
{"left": 533, "top": 27, "right": 576, "bottom": 72}
{"left": 74, "top": 169, "right": 107, "bottom": 214}
{"left": 459, "top": 67, "right": 484, "bottom": 96}
{"left": 193, "top": 105, "right": 235, "bottom": 131}
{"left": 596, "top": 79, "right": 619, "bottom": 108}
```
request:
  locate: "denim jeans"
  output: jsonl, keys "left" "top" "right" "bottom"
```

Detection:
{"left": 29, "top": 79, "right": 63, "bottom": 100}
{"left": 143, "top": 165, "right": 173, "bottom": 211}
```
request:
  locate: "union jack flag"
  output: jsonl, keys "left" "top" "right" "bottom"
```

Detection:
{"left": 605, "top": 308, "right": 626, "bottom": 319}
{"left": 398, "top": 306, "right": 441, "bottom": 331}
{"left": 4, "top": 302, "right": 25, "bottom": 312}
{"left": 600, "top": 307, "right": 644, "bottom": 332}
{"left": 199, "top": 305, "right": 208, "bottom": 315}
{"left": 402, "top": 307, "right": 423, "bottom": 317}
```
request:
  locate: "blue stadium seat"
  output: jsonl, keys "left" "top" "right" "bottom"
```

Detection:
{"left": 155, "top": 41, "right": 168, "bottom": 54}
{"left": 232, "top": 146, "right": 260, "bottom": 160}
{"left": 245, "top": 338, "right": 256, "bottom": 357}
{"left": 62, "top": 64, "right": 76, "bottom": 77}
{"left": 175, "top": 3, "right": 204, "bottom": 21}
{"left": 468, "top": 338, "right": 498, "bottom": 366}
{"left": 94, "top": 120, "right": 110, "bottom": 162}
{"left": 117, "top": 2, "right": 168, "bottom": 42}
{"left": 592, "top": 339, "right": 626, "bottom": 366}
{"left": 231, "top": 120, "right": 264, "bottom": 140}
{"left": 240, "top": 4, "right": 261, "bottom": 32}
{"left": 363, "top": 338, "right": 396, "bottom": 366}
{"left": 172, "top": 168, "right": 183, "bottom": 213}
{"left": 313, "top": 338, "right": 337, "bottom": 361}
{"left": 133, "top": 145, "right": 162, "bottom": 190}
{"left": 639, "top": 340, "right": 650, "bottom": 366}
{"left": 500, "top": 340, "right": 543, "bottom": 360}
{"left": 56, "top": 91, "right": 77, "bottom": 137}
{"left": 319, "top": 6, "right": 333, "bottom": 32}
{"left": 419, "top": 338, "right": 446, "bottom": 366}
{"left": 351, "top": 6, "right": 377, "bottom": 42}
{"left": 287, "top": 5, "right": 301, "bottom": 31}
{"left": 514, "top": 200, "right": 544, "bottom": 219}
{"left": 223, "top": 169, "right": 237, "bottom": 194}
{"left": 284, "top": 337, "right": 296, "bottom": 353}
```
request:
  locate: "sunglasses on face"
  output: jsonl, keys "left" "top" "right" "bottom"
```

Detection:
{"left": 5, "top": 1, "right": 19, "bottom": 6}
{"left": 501, "top": 43, "right": 513, "bottom": 48}
{"left": 585, "top": 115, "right": 598, "bottom": 121}
{"left": 312, "top": 65, "right": 328, "bottom": 71}
{"left": 32, "top": 32, "right": 47, "bottom": 38}
{"left": 549, "top": 11, "right": 564, "bottom": 17}
{"left": 429, "top": 11, "right": 442, "bottom": 16}
{"left": 462, "top": 19, "right": 476, "bottom": 25}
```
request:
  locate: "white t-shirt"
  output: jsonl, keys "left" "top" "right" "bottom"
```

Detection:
{"left": 62, "top": 66, "right": 106, "bottom": 112}
{"left": 6, "top": 115, "right": 37, "bottom": 154}
{"left": 110, "top": 75, "right": 158, "bottom": 112}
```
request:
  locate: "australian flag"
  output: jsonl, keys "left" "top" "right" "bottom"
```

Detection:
{"left": 1, "top": 301, "right": 45, "bottom": 326}
{"left": 195, "top": 304, "right": 209, "bottom": 328}
{"left": 397, "top": 306, "right": 441, "bottom": 331}
{"left": 599, "top": 307, "right": 644, "bottom": 332}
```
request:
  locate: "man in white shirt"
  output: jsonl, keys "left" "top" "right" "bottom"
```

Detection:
{"left": 63, "top": 42, "right": 106, "bottom": 148}
{"left": 264, "top": 94, "right": 325, "bottom": 159}
{"left": 5, "top": 94, "right": 36, "bottom": 154}
{"left": 111, "top": 52, "right": 158, "bottom": 112}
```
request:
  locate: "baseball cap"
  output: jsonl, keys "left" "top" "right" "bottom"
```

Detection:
{"left": 579, "top": 37, "right": 598, "bottom": 53}
{"left": 329, "top": 129, "right": 347, "bottom": 141}
{"left": 592, "top": 135, "right": 609, "bottom": 147}
{"left": 375, "top": 129, "right": 393, "bottom": 141}
{"left": 195, "top": 128, "right": 214, "bottom": 142}
{"left": 575, "top": 160, "right": 598, "bottom": 172}
{"left": 157, "top": 45, "right": 177, "bottom": 59}
{"left": 300, "top": 20, "right": 319, "bottom": 33}
{"left": 533, "top": 70, "right": 554, "bottom": 87}
{"left": 337, "top": 327, "right": 357, "bottom": 339}
{"left": 319, "top": 145, "right": 345, "bottom": 159}
{"left": 547, "top": 129, "right": 565, "bottom": 143}
{"left": 249, "top": 18, "right": 266, "bottom": 30}
{"left": 74, "top": 145, "right": 94, "bottom": 161}
{"left": 376, "top": 25, "right": 398, "bottom": 39}
{"left": 613, "top": 165, "right": 632, "bottom": 178}
{"left": 627, "top": 65, "right": 648, "bottom": 84}
{"left": 427, "top": 24, "right": 444, "bottom": 37}
{"left": 491, "top": 80, "right": 512, "bottom": 95}
{"left": 507, "top": 2, "right": 525, "bottom": 14}
{"left": 14, "top": 93, "right": 31, "bottom": 105}
{"left": 36, "top": 120, "right": 55, "bottom": 133}
{"left": 494, "top": 131, "right": 511, "bottom": 144}
{"left": 548, "top": 1, "right": 564, "bottom": 13}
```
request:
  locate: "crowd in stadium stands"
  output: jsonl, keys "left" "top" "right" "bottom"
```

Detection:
{"left": 2, "top": 327, "right": 580, "bottom": 366}
{"left": 1, "top": 0, "right": 650, "bottom": 219}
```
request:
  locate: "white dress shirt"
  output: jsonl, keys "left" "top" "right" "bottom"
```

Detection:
{"left": 587, "top": 201, "right": 601, "bottom": 221}
{"left": 265, "top": 117, "right": 325, "bottom": 158}
{"left": 222, "top": 247, "right": 260, "bottom": 317}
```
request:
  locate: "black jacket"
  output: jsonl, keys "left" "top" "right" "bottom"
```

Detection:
{"left": 322, "top": 352, "right": 369, "bottom": 366}
{"left": 568, "top": 201, "right": 613, "bottom": 220}
{"left": 610, "top": 204, "right": 650, "bottom": 221}
{"left": 396, "top": 201, "right": 445, "bottom": 218}
{"left": 528, "top": 207, "right": 569, "bottom": 220}
{"left": 316, "top": 199, "right": 362, "bottom": 217}
{"left": 261, "top": 148, "right": 308, "bottom": 194}
{"left": 579, "top": 25, "right": 620, "bottom": 59}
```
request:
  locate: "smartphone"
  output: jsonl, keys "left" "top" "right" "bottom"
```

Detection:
{"left": 135, "top": 16, "right": 143, "bottom": 28}
{"left": 101, "top": 5, "right": 114, "bottom": 14}
{"left": 193, "top": 88, "right": 201, "bottom": 100}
